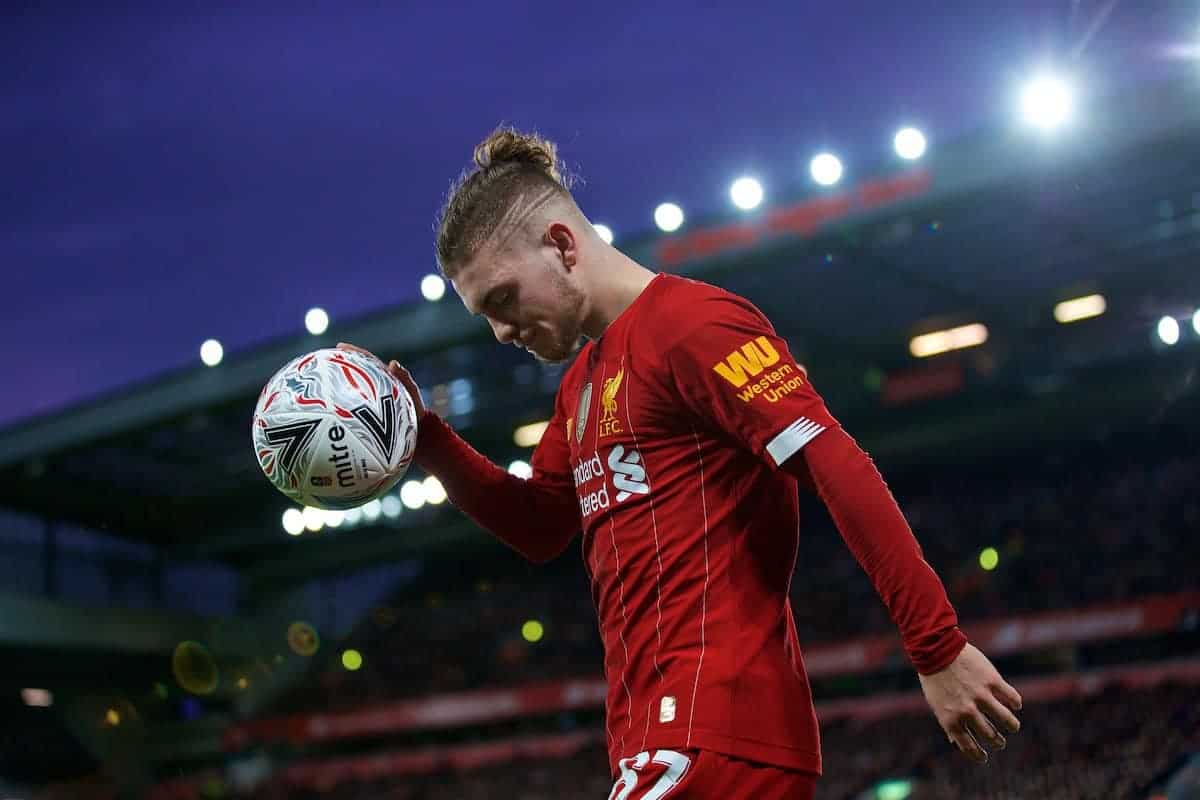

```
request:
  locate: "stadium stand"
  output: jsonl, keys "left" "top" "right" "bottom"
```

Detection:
{"left": 216, "top": 665, "right": 1199, "bottom": 799}
{"left": 3, "top": 74, "right": 1198, "bottom": 799}
{"left": 263, "top": 425, "right": 1199, "bottom": 713}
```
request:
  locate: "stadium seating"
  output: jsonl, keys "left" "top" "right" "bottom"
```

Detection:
{"left": 238, "top": 679, "right": 1199, "bottom": 799}
{"left": 274, "top": 432, "right": 1200, "bottom": 713}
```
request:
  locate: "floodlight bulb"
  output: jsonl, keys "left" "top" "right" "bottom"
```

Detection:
{"left": 654, "top": 203, "right": 684, "bottom": 233}
{"left": 810, "top": 153, "right": 843, "bottom": 186}
{"left": 421, "top": 274, "right": 446, "bottom": 302}
{"left": 893, "top": 127, "right": 927, "bottom": 160}
{"left": 305, "top": 307, "right": 329, "bottom": 335}
{"left": 730, "top": 177, "right": 764, "bottom": 211}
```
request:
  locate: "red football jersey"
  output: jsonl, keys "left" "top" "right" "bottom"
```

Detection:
{"left": 530, "top": 273, "right": 840, "bottom": 777}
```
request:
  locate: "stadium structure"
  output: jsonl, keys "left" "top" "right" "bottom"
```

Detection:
{"left": 1, "top": 77, "right": 1198, "bottom": 799}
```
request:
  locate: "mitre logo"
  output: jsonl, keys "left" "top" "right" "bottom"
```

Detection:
{"left": 598, "top": 366, "right": 624, "bottom": 438}
{"left": 711, "top": 336, "right": 780, "bottom": 388}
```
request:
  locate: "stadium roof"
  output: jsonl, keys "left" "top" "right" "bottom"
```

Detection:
{"left": 3, "top": 76, "right": 1199, "bottom": 585}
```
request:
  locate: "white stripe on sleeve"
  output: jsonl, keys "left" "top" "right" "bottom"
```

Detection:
{"left": 765, "top": 416, "right": 827, "bottom": 466}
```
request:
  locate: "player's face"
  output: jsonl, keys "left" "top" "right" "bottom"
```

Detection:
{"left": 452, "top": 237, "right": 585, "bottom": 364}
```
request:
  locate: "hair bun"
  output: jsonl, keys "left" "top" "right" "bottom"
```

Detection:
{"left": 473, "top": 126, "right": 564, "bottom": 185}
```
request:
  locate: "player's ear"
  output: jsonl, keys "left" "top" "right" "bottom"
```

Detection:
{"left": 546, "top": 222, "right": 577, "bottom": 269}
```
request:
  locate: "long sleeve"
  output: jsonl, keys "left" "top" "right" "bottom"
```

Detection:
{"left": 657, "top": 289, "right": 966, "bottom": 673}
{"left": 414, "top": 411, "right": 581, "bottom": 564}
{"left": 787, "top": 426, "right": 967, "bottom": 674}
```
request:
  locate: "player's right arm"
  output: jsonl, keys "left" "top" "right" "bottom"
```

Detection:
{"left": 338, "top": 344, "right": 580, "bottom": 563}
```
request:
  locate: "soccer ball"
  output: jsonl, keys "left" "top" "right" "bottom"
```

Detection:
{"left": 252, "top": 348, "right": 418, "bottom": 509}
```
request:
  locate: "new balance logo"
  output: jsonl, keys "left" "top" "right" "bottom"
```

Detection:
{"left": 712, "top": 336, "right": 780, "bottom": 388}
{"left": 607, "top": 444, "right": 649, "bottom": 502}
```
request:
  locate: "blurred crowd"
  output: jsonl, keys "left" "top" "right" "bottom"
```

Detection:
{"left": 245, "top": 681, "right": 1200, "bottom": 799}
{"left": 795, "top": 436, "right": 1200, "bottom": 642}
{"left": 277, "top": 434, "right": 1199, "bottom": 712}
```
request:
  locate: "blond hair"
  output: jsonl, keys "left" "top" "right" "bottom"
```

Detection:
{"left": 435, "top": 126, "right": 575, "bottom": 275}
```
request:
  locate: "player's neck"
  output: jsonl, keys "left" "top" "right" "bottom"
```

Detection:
{"left": 579, "top": 254, "right": 656, "bottom": 339}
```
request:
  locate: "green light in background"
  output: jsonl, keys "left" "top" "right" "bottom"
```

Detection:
{"left": 521, "top": 620, "right": 545, "bottom": 643}
{"left": 342, "top": 649, "right": 363, "bottom": 671}
{"left": 979, "top": 547, "right": 999, "bottom": 571}
{"left": 875, "top": 779, "right": 913, "bottom": 800}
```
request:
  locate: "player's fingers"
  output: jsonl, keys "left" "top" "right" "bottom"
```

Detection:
{"left": 335, "top": 342, "right": 422, "bottom": 410}
{"left": 968, "top": 710, "right": 1006, "bottom": 752}
{"left": 992, "top": 680, "right": 1023, "bottom": 714}
{"left": 337, "top": 343, "right": 408, "bottom": 386}
{"left": 948, "top": 721, "right": 988, "bottom": 764}
{"left": 980, "top": 693, "right": 1021, "bottom": 736}
{"left": 387, "top": 360, "right": 418, "bottom": 388}
{"left": 387, "top": 361, "right": 426, "bottom": 413}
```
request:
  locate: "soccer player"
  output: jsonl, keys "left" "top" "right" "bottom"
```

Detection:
{"left": 343, "top": 127, "right": 1022, "bottom": 798}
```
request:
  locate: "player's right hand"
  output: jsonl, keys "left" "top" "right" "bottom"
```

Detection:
{"left": 336, "top": 342, "right": 426, "bottom": 417}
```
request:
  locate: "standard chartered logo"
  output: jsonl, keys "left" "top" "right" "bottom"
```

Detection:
{"left": 607, "top": 444, "right": 649, "bottom": 502}
{"left": 572, "top": 445, "right": 649, "bottom": 517}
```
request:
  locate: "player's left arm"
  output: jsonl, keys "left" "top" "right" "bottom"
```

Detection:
{"left": 665, "top": 292, "right": 1021, "bottom": 762}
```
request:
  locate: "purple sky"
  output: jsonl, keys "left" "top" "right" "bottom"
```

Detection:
{"left": 3, "top": 1, "right": 1195, "bottom": 427}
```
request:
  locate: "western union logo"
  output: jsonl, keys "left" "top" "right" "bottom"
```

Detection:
{"left": 712, "top": 336, "right": 781, "bottom": 387}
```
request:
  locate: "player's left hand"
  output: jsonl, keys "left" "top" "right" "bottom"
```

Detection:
{"left": 917, "top": 642, "right": 1022, "bottom": 765}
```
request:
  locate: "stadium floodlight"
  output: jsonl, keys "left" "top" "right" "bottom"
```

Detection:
{"left": 400, "top": 480, "right": 426, "bottom": 510}
{"left": 893, "top": 127, "right": 927, "bottom": 160}
{"left": 341, "top": 649, "right": 363, "bottom": 671}
{"left": 380, "top": 495, "right": 402, "bottom": 518}
{"left": 730, "top": 177, "right": 764, "bottom": 211}
{"left": 1193, "top": 309, "right": 1200, "bottom": 336}
{"left": 1020, "top": 74, "right": 1073, "bottom": 131}
{"left": 361, "top": 499, "right": 382, "bottom": 521}
{"left": 593, "top": 223, "right": 614, "bottom": 244}
{"left": 422, "top": 476, "right": 446, "bottom": 505}
{"left": 1053, "top": 294, "right": 1106, "bottom": 324}
{"left": 654, "top": 203, "right": 685, "bottom": 233}
{"left": 343, "top": 507, "right": 362, "bottom": 526}
{"left": 508, "top": 459, "right": 533, "bottom": 479}
{"left": 1157, "top": 315, "right": 1180, "bottom": 345}
{"left": 105, "top": 708, "right": 121, "bottom": 726}
{"left": 304, "top": 307, "right": 329, "bottom": 335}
{"left": 282, "top": 508, "right": 305, "bottom": 536}
{"left": 199, "top": 339, "right": 224, "bottom": 367}
{"left": 323, "top": 509, "right": 345, "bottom": 528}
{"left": 513, "top": 420, "right": 549, "bottom": 447}
{"left": 21, "top": 688, "right": 53, "bottom": 708}
{"left": 909, "top": 323, "right": 989, "bottom": 358}
{"left": 809, "top": 153, "right": 843, "bottom": 186}
{"left": 302, "top": 506, "right": 324, "bottom": 532}
{"left": 421, "top": 274, "right": 446, "bottom": 302}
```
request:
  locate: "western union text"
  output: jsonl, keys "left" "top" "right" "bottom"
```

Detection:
{"left": 735, "top": 363, "right": 804, "bottom": 403}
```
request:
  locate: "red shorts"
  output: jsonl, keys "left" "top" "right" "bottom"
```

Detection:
{"left": 606, "top": 748, "right": 817, "bottom": 800}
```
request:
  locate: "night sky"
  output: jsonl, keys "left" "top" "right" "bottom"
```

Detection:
{"left": 3, "top": 1, "right": 1195, "bottom": 427}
